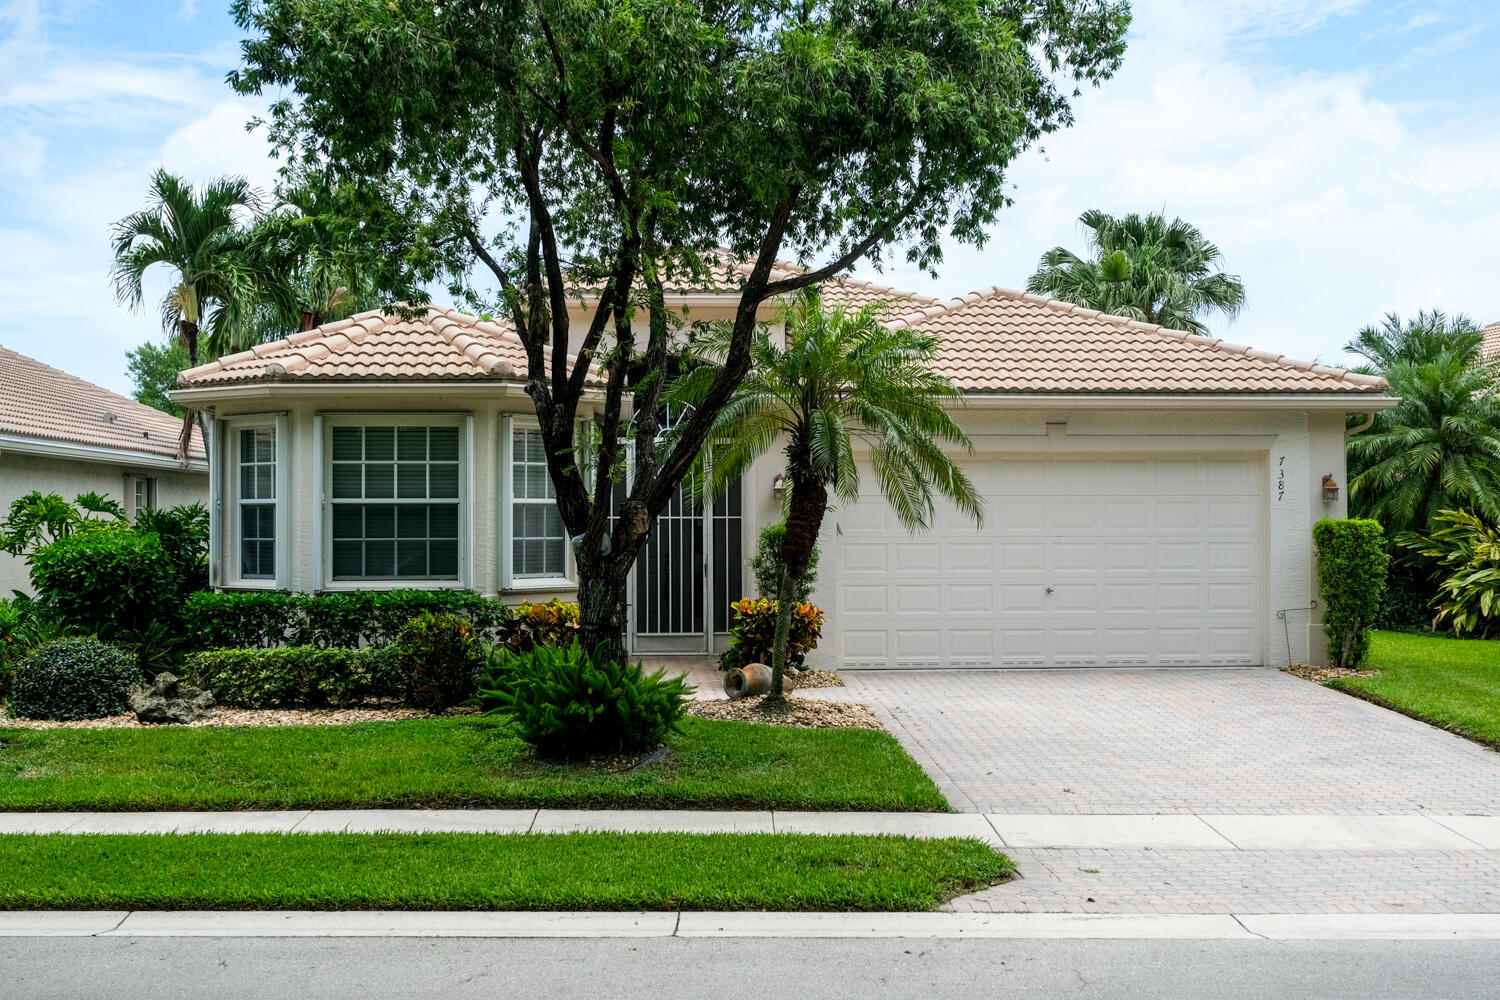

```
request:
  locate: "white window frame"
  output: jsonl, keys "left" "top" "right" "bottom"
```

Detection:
{"left": 125, "top": 474, "right": 156, "bottom": 521}
{"left": 320, "top": 413, "right": 471, "bottom": 591}
{"left": 222, "top": 414, "right": 289, "bottom": 590}
{"left": 499, "top": 414, "right": 575, "bottom": 591}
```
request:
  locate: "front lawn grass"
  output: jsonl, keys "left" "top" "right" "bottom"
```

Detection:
{"left": 1330, "top": 631, "right": 1500, "bottom": 748}
{"left": 0, "top": 717, "right": 949, "bottom": 812}
{"left": 0, "top": 832, "right": 1011, "bottom": 911}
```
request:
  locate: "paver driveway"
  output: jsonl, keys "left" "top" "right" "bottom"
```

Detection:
{"left": 831, "top": 667, "right": 1500, "bottom": 815}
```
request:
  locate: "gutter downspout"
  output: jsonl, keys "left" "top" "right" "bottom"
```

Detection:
{"left": 1344, "top": 411, "right": 1377, "bottom": 439}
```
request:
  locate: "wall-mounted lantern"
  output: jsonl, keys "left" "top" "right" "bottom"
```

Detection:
{"left": 1321, "top": 474, "right": 1340, "bottom": 504}
{"left": 771, "top": 473, "right": 786, "bottom": 494}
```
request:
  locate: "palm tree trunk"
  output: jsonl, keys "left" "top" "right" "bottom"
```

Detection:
{"left": 764, "top": 473, "right": 828, "bottom": 704}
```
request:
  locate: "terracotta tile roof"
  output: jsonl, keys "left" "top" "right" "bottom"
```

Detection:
{"left": 886, "top": 288, "right": 1388, "bottom": 394}
{"left": 0, "top": 344, "right": 204, "bottom": 461}
{"left": 1482, "top": 321, "right": 1500, "bottom": 360}
{"left": 178, "top": 306, "right": 603, "bottom": 388}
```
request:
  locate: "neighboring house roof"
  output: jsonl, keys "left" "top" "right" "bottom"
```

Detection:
{"left": 886, "top": 288, "right": 1388, "bottom": 394}
{"left": 1482, "top": 321, "right": 1500, "bottom": 360}
{"left": 0, "top": 344, "right": 204, "bottom": 463}
{"left": 178, "top": 306, "right": 604, "bottom": 389}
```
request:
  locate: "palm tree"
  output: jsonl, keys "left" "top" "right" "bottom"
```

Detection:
{"left": 673, "top": 289, "right": 983, "bottom": 702}
{"left": 227, "top": 179, "right": 384, "bottom": 354}
{"left": 111, "top": 170, "right": 266, "bottom": 455}
{"left": 1343, "top": 310, "right": 1484, "bottom": 374}
{"left": 1026, "top": 210, "right": 1246, "bottom": 335}
{"left": 1348, "top": 354, "right": 1500, "bottom": 534}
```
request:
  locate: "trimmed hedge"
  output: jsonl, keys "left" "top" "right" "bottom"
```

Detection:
{"left": 1313, "top": 518, "right": 1390, "bottom": 668}
{"left": 30, "top": 531, "right": 178, "bottom": 641}
{"left": 10, "top": 638, "right": 140, "bottom": 721}
{"left": 185, "top": 590, "right": 510, "bottom": 650}
{"left": 187, "top": 646, "right": 406, "bottom": 708}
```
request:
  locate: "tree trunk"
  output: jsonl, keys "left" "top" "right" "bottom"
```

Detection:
{"left": 576, "top": 555, "right": 629, "bottom": 663}
{"left": 765, "top": 471, "right": 828, "bottom": 703}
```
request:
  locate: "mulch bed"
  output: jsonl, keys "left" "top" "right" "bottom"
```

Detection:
{"left": 0, "top": 706, "right": 480, "bottom": 731}
{"left": 686, "top": 696, "right": 880, "bottom": 730}
{"left": 1282, "top": 665, "right": 1377, "bottom": 683}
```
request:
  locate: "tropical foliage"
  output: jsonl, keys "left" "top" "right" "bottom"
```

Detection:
{"left": 1026, "top": 210, "right": 1246, "bottom": 334}
{"left": 1343, "top": 310, "right": 1484, "bottom": 374}
{"left": 124, "top": 339, "right": 190, "bottom": 417}
{"left": 1403, "top": 510, "right": 1500, "bottom": 638}
{"left": 674, "top": 289, "right": 982, "bottom": 699}
{"left": 720, "top": 598, "right": 825, "bottom": 674}
{"left": 1347, "top": 355, "right": 1500, "bottom": 534}
{"left": 0, "top": 491, "right": 126, "bottom": 560}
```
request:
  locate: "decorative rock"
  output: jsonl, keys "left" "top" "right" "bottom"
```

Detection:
{"left": 130, "top": 672, "right": 216, "bottom": 725}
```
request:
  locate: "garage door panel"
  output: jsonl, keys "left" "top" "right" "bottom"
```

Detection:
{"left": 836, "top": 455, "right": 1264, "bottom": 668}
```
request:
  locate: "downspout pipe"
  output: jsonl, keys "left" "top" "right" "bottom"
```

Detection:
{"left": 1344, "top": 411, "right": 1377, "bottom": 439}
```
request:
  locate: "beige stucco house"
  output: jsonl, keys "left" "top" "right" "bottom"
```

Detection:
{"left": 174, "top": 268, "right": 1395, "bottom": 668}
{"left": 0, "top": 345, "right": 208, "bottom": 595}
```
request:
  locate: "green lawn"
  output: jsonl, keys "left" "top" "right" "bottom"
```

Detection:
{"left": 1330, "top": 631, "right": 1500, "bottom": 748}
{"left": 0, "top": 717, "right": 949, "bottom": 812}
{"left": 0, "top": 832, "right": 1010, "bottom": 911}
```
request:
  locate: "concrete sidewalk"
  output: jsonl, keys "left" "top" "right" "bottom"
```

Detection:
{"left": 1, "top": 809, "right": 1496, "bottom": 850}
{"left": 5, "top": 910, "right": 1500, "bottom": 940}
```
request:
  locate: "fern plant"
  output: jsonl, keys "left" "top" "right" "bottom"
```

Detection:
{"left": 481, "top": 642, "right": 690, "bottom": 758}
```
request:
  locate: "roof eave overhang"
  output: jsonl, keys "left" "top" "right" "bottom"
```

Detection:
{"left": 171, "top": 379, "right": 607, "bottom": 406}
{"left": 954, "top": 392, "right": 1399, "bottom": 410}
{"left": 0, "top": 432, "right": 207, "bottom": 473}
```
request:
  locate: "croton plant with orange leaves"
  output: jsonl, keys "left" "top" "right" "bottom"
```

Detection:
{"left": 720, "top": 598, "right": 824, "bottom": 672}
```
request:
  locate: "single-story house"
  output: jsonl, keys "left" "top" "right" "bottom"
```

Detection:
{"left": 0, "top": 345, "right": 208, "bottom": 595}
{"left": 173, "top": 271, "right": 1396, "bottom": 668}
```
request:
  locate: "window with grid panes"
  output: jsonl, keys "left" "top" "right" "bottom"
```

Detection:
{"left": 237, "top": 428, "right": 276, "bottom": 579}
{"left": 329, "top": 424, "right": 460, "bottom": 580}
{"left": 511, "top": 426, "right": 568, "bottom": 579}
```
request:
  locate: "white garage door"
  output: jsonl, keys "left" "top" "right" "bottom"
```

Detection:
{"left": 836, "top": 455, "right": 1264, "bottom": 668}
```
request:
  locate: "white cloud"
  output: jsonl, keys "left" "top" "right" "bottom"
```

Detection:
{"left": 859, "top": 0, "right": 1500, "bottom": 368}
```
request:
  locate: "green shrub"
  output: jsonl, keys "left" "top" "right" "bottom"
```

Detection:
{"left": 394, "top": 612, "right": 483, "bottom": 711}
{"left": 719, "top": 597, "right": 824, "bottom": 672}
{"left": 1405, "top": 510, "right": 1500, "bottom": 639}
{"left": 493, "top": 599, "right": 580, "bottom": 652}
{"left": 9, "top": 638, "right": 140, "bottom": 721}
{"left": 184, "top": 590, "right": 509, "bottom": 650}
{"left": 1375, "top": 561, "right": 1445, "bottom": 633}
{"left": 751, "top": 522, "right": 819, "bottom": 603}
{"left": 30, "top": 531, "right": 177, "bottom": 640}
{"left": 1313, "top": 518, "right": 1390, "bottom": 668}
{"left": 482, "top": 641, "right": 689, "bottom": 758}
{"left": 185, "top": 591, "right": 299, "bottom": 649}
{"left": 135, "top": 504, "right": 210, "bottom": 594}
{"left": 186, "top": 646, "right": 397, "bottom": 708}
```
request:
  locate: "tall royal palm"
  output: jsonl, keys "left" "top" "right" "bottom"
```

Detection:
{"left": 1348, "top": 354, "right": 1500, "bottom": 534}
{"left": 673, "top": 290, "right": 983, "bottom": 702}
{"left": 1027, "top": 210, "right": 1246, "bottom": 335}
{"left": 111, "top": 171, "right": 264, "bottom": 452}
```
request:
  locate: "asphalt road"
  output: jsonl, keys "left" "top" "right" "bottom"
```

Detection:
{"left": 4, "top": 937, "right": 1498, "bottom": 999}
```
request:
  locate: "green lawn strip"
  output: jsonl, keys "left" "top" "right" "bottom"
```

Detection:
{"left": 1329, "top": 631, "right": 1500, "bottom": 749}
{"left": 0, "top": 832, "right": 1011, "bottom": 911}
{"left": 0, "top": 717, "right": 949, "bottom": 813}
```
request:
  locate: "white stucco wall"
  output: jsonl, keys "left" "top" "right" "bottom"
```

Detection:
{"left": 0, "top": 449, "right": 208, "bottom": 596}
{"left": 737, "top": 404, "right": 1354, "bottom": 670}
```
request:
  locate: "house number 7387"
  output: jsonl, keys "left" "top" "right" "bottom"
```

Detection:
{"left": 1276, "top": 455, "right": 1285, "bottom": 502}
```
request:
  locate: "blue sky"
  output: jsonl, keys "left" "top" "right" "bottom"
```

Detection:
{"left": 2, "top": 0, "right": 1498, "bottom": 396}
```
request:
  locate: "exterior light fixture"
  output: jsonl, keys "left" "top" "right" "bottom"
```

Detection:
{"left": 771, "top": 473, "right": 785, "bottom": 494}
{"left": 1321, "top": 474, "right": 1339, "bottom": 504}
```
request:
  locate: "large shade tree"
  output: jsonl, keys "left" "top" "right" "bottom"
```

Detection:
{"left": 231, "top": 0, "right": 1130, "bottom": 651}
{"left": 1026, "top": 209, "right": 1245, "bottom": 335}
{"left": 673, "top": 290, "right": 983, "bottom": 700}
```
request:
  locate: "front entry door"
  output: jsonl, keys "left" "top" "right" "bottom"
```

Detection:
{"left": 629, "top": 476, "right": 743, "bottom": 655}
